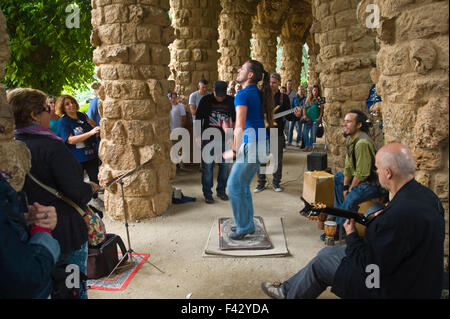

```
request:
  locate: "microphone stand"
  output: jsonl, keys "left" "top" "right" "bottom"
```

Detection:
{"left": 104, "top": 158, "right": 165, "bottom": 278}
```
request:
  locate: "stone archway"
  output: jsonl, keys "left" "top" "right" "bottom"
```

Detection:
{"left": 1, "top": 1, "right": 448, "bottom": 261}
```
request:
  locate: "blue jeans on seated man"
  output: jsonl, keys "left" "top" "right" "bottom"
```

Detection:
{"left": 227, "top": 140, "right": 268, "bottom": 236}
{"left": 333, "top": 171, "right": 387, "bottom": 225}
{"left": 282, "top": 245, "right": 346, "bottom": 299}
{"left": 201, "top": 141, "right": 230, "bottom": 197}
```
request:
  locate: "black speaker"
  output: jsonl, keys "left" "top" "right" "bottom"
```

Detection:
{"left": 307, "top": 152, "right": 327, "bottom": 171}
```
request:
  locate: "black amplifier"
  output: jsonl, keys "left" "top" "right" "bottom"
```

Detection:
{"left": 307, "top": 152, "right": 328, "bottom": 171}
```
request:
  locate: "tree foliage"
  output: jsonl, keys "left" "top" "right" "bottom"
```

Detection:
{"left": 0, "top": 0, "right": 95, "bottom": 96}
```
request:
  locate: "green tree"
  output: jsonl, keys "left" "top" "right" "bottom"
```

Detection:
{"left": 0, "top": 0, "right": 95, "bottom": 96}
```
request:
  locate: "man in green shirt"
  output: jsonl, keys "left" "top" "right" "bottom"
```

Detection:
{"left": 322, "top": 109, "right": 387, "bottom": 240}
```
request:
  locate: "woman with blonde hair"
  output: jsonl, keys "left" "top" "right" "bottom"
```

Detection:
{"left": 46, "top": 96, "right": 60, "bottom": 134}
{"left": 55, "top": 94, "right": 103, "bottom": 208}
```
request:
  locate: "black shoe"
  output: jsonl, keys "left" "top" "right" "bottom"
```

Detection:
{"left": 217, "top": 193, "right": 229, "bottom": 201}
{"left": 229, "top": 230, "right": 255, "bottom": 240}
{"left": 261, "top": 282, "right": 285, "bottom": 299}
{"left": 253, "top": 184, "right": 266, "bottom": 193}
{"left": 229, "top": 231, "right": 248, "bottom": 240}
{"left": 205, "top": 196, "right": 215, "bottom": 204}
{"left": 231, "top": 226, "right": 256, "bottom": 233}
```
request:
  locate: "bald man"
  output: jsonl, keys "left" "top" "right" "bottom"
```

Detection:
{"left": 262, "top": 143, "right": 445, "bottom": 299}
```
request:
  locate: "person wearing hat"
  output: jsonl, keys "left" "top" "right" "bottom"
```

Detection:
{"left": 195, "top": 81, "right": 236, "bottom": 204}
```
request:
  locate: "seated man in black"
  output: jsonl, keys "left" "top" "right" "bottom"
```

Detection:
{"left": 261, "top": 143, "right": 445, "bottom": 299}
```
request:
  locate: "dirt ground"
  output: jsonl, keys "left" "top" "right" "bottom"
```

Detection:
{"left": 88, "top": 142, "right": 338, "bottom": 300}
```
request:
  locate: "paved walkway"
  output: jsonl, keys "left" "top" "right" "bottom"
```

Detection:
{"left": 88, "top": 143, "right": 338, "bottom": 299}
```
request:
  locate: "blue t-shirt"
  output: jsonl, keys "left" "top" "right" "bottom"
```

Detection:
{"left": 57, "top": 112, "right": 97, "bottom": 163}
{"left": 50, "top": 119, "right": 59, "bottom": 134}
{"left": 234, "top": 85, "right": 267, "bottom": 143}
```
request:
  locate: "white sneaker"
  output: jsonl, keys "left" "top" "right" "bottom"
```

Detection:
{"left": 273, "top": 184, "right": 283, "bottom": 192}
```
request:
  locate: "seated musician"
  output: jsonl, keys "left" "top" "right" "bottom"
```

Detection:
{"left": 261, "top": 143, "right": 445, "bottom": 299}
{"left": 322, "top": 109, "right": 387, "bottom": 240}
{"left": 254, "top": 73, "right": 301, "bottom": 193}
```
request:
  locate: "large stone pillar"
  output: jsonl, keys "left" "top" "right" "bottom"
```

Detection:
{"left": 306, "top": 32, "right": 320, "bottom": 87}
{"left": 358, "top": 0, "right": 449, "bottom": 266}
{"left": 91, "top": 0, "right": 175, "bottom": 220}
{"left": 251, "top": 0, "right": 291, "bottom": 73}
{"left": 279, "top": 4, "right": 312, "bottom": 89}
{"left": 169, "top": 0, "right": 220, "bottom": 103}
{"left": 310, "top": 0, "right": 379, "bottom": 171}
{"left": 0, "top": 9, "right": 31, "bottom": 191}
{"left": 217, "top": 0, "right": 257, "bottom": 82}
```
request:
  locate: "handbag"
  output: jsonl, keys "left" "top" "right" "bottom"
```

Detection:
{"left": 87, "top": 233, "right": 128, "bottom": 279}
{"left": 316, "top": 123, "right": 324, "bottom": 138}
{"left": 27, "top": 172, "right": 106, "bottom": 247}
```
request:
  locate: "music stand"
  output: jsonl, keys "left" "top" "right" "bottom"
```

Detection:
{"left": 104, "top": 158, "right": 165, "bottom": 278}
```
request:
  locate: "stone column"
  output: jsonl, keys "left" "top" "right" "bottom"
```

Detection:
{"left": 279, "top": 5, "right": 312, "bottom": 89}
{"left": 251, "top": 0, "right": 291, "bottom": 73}
{"left": 169, "top": 0, "right": 220, "bottom": 103}
{"left": 306, "top": 32, "right": 320, "bottom": 87}
{"left": 310, "top": 0, "right": 379, "bottom": 171}
{"left": 91, "top": 0, "right": 175, "bottom": 220}
{"left": 358, "top": 0, "right": 449, "bottom": 266}
{"left": 217, "top": 0, "right": 257, "bottom": 82}
{"left": 0, "top": 9, "right": 31, "bottom": 191}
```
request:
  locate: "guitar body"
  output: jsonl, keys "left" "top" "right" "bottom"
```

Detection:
{"left": 355, "top": 200, "right": 380, "bottom": 237}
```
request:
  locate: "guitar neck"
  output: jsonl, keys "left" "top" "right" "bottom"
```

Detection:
{"left": 273, "top": 108, "right": 294, "bottom": 120}
{"left": 299, "top": 197, "right": 372, "bottom": 226}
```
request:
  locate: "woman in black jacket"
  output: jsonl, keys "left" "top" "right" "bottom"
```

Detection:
{"left": 8, "top": 88, "right": 99, "bottom": 299}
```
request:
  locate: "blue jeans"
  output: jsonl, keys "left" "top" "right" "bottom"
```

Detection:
{"left": 282, "top": 246, "right": 346, "bottom": 299}
{"left": 288, "top": 121, "right": 302, "bottom": 144}
{"left": 227, "top": 141, "right": 267, "bottom": 235}
{"left": 201, "top": 142, "right": 229, "bottom": 197}
{"left": 333, "top": 171, "right": 386, "bottom": 225}
{"left": 303, "top": 121, "right": 318, "bottom": 147}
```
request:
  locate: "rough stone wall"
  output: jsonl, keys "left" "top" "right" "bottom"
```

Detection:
{"left": 217, "top": 0, "right": 257, "bottom": 82}
{"left": 169, "top": 0, "right": 220, "bottom": 103}
{"left": 251, "top": 0, "right": 291, "bottom": 73}
{"left": 310, "top": 0, "right": 379, "bottom": 171}
{"left": 0, "top": 9, "right": 31, "bottom": 191}
{"left": 91, "top": 0, "right": 175, "bottom": 220}
{"left": 279, "top": 2, "right": 312, "bottom": 89}
{"left": 358, "top": 0, "right": 449, "bottom": 265}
